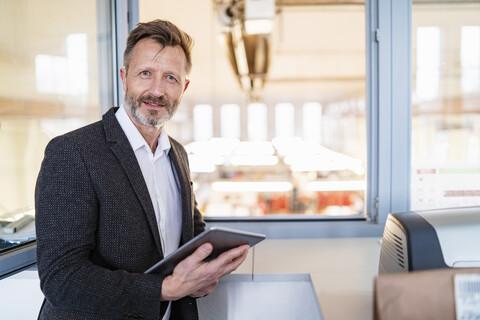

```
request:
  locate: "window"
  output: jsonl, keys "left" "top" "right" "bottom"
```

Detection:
{"left": 411, "top": 1, "right": 480, "bottom": 210}
{"left": 140, "top": 1, "right": 367, "bottom": 218}
{"left": 0, "top": 0, "right": 114, "bottom": 281}
{"left": 0, "top": 0, "right": 101, "bottom": 218}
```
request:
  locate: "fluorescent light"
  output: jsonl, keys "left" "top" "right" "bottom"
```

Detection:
{"left": 288, "top": 156, "right": 349, "bottom": 171}
{"left": 212, "top": 181, "right": 293, "bottom": 192}
{"left": 35, "top": 33, "right": 88, "bottom": 95}
{"left": 308, "top": 180, "right": 366, "bottom": 192}
{"left": 286, "top": 150, "right": 365, "bottom": 174}
{"left": 416, "top": 27, "right": 440, "bottom": 101}
{"left": 185, "top": 138, "right": 239, "bottom": 156}
{"left": 230, "top": 155, "right": 278, "bottom": 166}
{"left": 188, "top": 162, "right": 216, "bottom": 173}
{"left": 234, "top": 140, "right": 275, "bottom": 155}
{"left": 244, "top": 19, "right": 274, "bottom": 34}
{"left": 188, "top": 154, "right": 224, "bottom": 173}
{"left": 272, "top": 137, "right": 312, "bottom": 157}
{"left": 66, "top": 33, "right": 88, "bottom": 95}
{"left": 461, "top": 26, "right": 480, "bottom": 93}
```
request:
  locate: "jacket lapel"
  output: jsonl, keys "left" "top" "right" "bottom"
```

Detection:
{"left": 102, "top": 108, "right": 164, "bottom": 257}
{"left": 168, "top": 139, "right": 194, "bottom": 244}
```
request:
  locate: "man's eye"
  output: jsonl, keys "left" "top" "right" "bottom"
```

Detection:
{"left": 166, "top": 75, "right": 176, "bottom": 81}
{"left": 141, "top": 71, "right": 150, "bottom": 77}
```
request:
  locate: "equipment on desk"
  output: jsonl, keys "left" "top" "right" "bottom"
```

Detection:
{"left": 0, "top": 208, "right": 36, "bottom": 253}
{"left": 378, "top": 206, "right": 480, "bottom": 274}
{"left": 3, "top": 215, "right": 35, "bottom": 234}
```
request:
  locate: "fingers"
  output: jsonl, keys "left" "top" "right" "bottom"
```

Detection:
{"left": 179, "top": 243, "right": 249, "bottom": 275}
{"left": 162, "top": 244, "right": 250, "bottom": 301}
{"left": 217, "top": 244, "right": 250, "bottom": 265}
{"left": 208, "top": 244, "right": 250, "bottom": 277}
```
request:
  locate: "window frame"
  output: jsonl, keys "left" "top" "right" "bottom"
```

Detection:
{"left": 119, "top": 0, "right": 413, "bottom": 238}
{"left": 372, "top": 0, "right": 412, "bottom": 225}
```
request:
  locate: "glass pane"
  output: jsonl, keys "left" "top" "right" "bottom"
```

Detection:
{"left": 0, "top": 0, "right": 101, "bottom": 247}
{"left": 139, "top": 0, "right": 366, "bottom": 218}
{"left": 411, "top": 1, "right": 480, "bottom": 210}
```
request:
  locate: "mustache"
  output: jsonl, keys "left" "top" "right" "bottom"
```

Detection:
{"left": 138, "top": 94, "right": 169, "bottom": 108}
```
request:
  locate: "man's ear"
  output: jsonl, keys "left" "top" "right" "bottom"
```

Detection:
{"left": 120, "top": 68, "right": 127, "bottom": 92}
{"left": 184, "top": 79, "right": 190, "bottom": 92}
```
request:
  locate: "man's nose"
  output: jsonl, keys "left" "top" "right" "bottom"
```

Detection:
{"left": 148, "top": 77, "right": 166, "bottom": 97}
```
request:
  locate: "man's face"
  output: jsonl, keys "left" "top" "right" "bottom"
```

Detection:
{"left": 120, "top": 38, "right": 190, "bottom": 128}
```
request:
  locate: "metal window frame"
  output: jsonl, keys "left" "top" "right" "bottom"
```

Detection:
{"left": 371, "top": 0, "right": 412, "bottom": 225}
{"left": 0, "top": 242, "right": 37, "bottom": 280}
{"left": 99, "top": 0, "right": 139, "bottom": 115}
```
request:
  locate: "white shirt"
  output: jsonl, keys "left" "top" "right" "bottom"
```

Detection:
{"left": 116, "top": 106, "right": 182, "bottom": 319}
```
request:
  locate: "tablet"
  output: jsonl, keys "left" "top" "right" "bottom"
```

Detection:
{"left": 144, "top": 226, "right": 265, "bottom": 275}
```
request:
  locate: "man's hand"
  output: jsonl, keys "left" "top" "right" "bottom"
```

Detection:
{"left": 160, "top": 243, "right": 250, "bottom": 301}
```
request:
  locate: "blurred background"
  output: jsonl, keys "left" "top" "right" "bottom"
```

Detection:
{"left": 0, "top": 0, "right": 479, "bottom": 220}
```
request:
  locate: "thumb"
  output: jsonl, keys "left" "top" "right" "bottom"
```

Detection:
{"left": 190, "top": 242, "right": 213, "bottom": 262}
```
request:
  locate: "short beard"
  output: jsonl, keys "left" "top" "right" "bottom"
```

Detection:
{"left": 123, "top": 91, "right": 178, "bottom": 128}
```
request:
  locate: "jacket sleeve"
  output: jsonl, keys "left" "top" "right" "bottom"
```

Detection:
{"left": 35, "top": 136, "right": 165, "bottom": 319}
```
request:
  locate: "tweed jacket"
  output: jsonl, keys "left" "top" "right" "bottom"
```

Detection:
{"left": 35, "top": 107, "right": 205, "bottom": 320}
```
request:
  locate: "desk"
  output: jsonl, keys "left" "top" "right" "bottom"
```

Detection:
{"left": 234, "top": 238, "right": 381, "bottom": 320}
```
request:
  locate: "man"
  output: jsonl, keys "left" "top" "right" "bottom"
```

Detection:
{"left": 35, "top": 19, "right": 249, "bottom": 320}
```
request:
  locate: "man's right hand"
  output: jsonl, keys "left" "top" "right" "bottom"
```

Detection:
{"left": 160, "top": 242, "right": 250, "bottom": 301}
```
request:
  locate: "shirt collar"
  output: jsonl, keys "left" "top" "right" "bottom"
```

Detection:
{"left": 115, "top": 106, "right": 171, "bottom": 155}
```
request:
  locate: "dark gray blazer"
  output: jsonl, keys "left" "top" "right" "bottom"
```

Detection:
{"left": 35, "top": 107, "right": 205, "bottom": 320}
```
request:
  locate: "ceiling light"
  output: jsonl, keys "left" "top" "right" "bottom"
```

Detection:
{"left": 244, "top": 19, "right": 274, "bottom": 34}
{"left": 212, "top": 181, "right": 293, "bottom": 193}
{"left": 308, "top": 180, "right": 366, "bottom": 192}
